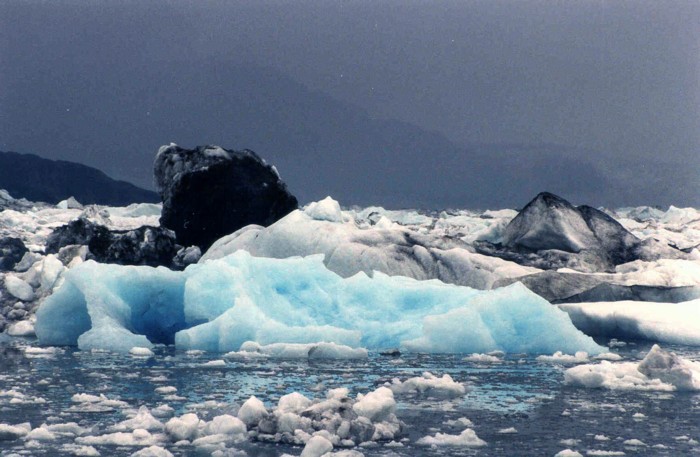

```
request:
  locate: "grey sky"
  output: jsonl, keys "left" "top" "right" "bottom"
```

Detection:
{"left": 1, "top": 0, "right": 698, "bottom": 208}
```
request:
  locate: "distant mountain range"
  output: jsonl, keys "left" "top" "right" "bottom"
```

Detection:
{"left": 0, "top": 151, "right": 158, "bottom": 205}
{"left": 2, "top": 59, "right": 695, "bottom": 209}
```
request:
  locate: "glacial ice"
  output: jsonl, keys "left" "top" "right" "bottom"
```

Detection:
{"left": 389, "top": 372, "right": 466, "bottom": 399}
{"left": 559, "top": 299, "right": 700, "bottom": 345}
{"left": 201, "top": 197, "right": 539, "bottom": 290}
{"left": 416, "top": 428, "right": 487, "bottom": 447}
{"left": 226, "top": 341, "right": 368, "bottom": 359}
{"left": 564, "top": 344, "right": 700, "bottom": 391}
{"left": 35, "top": 250, "right": 604, "bottom": 355}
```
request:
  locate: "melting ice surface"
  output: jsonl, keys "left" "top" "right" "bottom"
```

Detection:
{"left": 35, "top": 250, "right": 603, "bottom": 355}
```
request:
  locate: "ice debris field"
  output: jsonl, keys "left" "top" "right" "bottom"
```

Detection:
{"left": 1, "top": 340, "right": 700, "bottom": 457}
{"left": 3, "top": 190, "right": 700, "bottom": 456}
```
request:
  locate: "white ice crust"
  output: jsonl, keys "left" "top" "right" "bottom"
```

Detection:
{"left": 564, "top": 344, "right": 700, "bottom": 391}
{"left": 559, "top": 300, "right": 700, "bottom": 345}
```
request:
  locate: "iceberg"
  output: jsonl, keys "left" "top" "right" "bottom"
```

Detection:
{"left": 559, "top": 300, "right": 700, "bottom": 345}
{"left": 564, "top": 344, "right": 700, "bottom": 391}
{"left": 201, "top": 197, "right": 539, "bottom": 290}
{"left": 36, "top": 250, "right": 604, "bottom": 354}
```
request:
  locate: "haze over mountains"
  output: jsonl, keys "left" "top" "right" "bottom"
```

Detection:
{"left": 3, "top": 60, "right": 688, "bottom": 209}
{"left": 2, "top": 1, "right": 698, "bottom": 209}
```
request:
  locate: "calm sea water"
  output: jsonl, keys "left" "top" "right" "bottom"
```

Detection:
{"left": 1, "top": 336, "right": 699, "bottom": 456}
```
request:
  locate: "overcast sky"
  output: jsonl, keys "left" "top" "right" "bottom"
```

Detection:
{"left": 1, "top": 0, "right": 698, "bottom": 208}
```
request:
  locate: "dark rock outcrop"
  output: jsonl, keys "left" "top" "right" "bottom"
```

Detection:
{"left": 0, "top": 151, "right": 158, "bottom": 205}
{"left": 478, "top": 192, "right": 685, "bottom": 272}
{"left": 45, "top": 218, "right": 106, "bottom": 254}
{"left": 503, "top": 192, "right": 640, "bottom": 260}
{"left": 46, "top": 218, "right": 182, "bottom": 268}
{"left": 0, "top": 238, "right": 28, "bottom": 271}
{"left": 154, "top": 144, "right": 298, "bottom": 250}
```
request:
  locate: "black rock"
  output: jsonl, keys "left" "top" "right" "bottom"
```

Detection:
{"left": 88, "top": 226, "right": 180, "bottom": 268}
{"left": 154, "top": 144, "right": 298, "bottom": 250}
{"left": 0, "top": 150, "right": 158, "bottom": 205}
{"left": 45, "top": 218, "right": 107, "bottom": 254}
{"left": 0, "top": 238, "right": 28, "bottom": 271}
{"left": 46, "top": 218, "right": 181, "bottom": 268}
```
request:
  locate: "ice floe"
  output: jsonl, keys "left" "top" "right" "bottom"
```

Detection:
{"left": 564, "top": 344, "right": 700, "bottom": 391}
{"left": 560, "top": 299, "right": 700, "bottom": 345}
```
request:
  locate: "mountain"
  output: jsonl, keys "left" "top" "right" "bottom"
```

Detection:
{"left": 0, "top": 151, "right": 158, "bottom": 205}
{"left": 1, "top": 59, "right": 677, "bottom": 209}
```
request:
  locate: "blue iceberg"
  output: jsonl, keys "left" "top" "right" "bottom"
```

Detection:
{"left": 35, "top": 251, "right": 604, "bottom": 354}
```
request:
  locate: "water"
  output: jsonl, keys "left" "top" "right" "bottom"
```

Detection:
{"left": 1, "top": 337, "right": 699, "bottom": 456}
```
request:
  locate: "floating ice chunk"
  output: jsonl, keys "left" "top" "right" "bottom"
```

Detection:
{"left": 69, "top": 393, "right": 128, "bottom": 412}
{"left": 202, "top": 415, "right": 246, "bottom": 439}
{"left": 277, "top": 392, "right": 312, "bottom": 414}
{"left": 353, "top": 387, "right": 396, "bottom": 422}
{"left": 462, "top": 353, "right": 502, "bottom": 363}
{"left": 536, "top": 351, "right": 589, "bottom": 364}
{"left": 61, "top": 444, "right": 100, "bottom": 456}
{"left": 301, "top": 435, "right": 333, "bottom": 457}
{"left": 623, "top": 438, "right": 646, "bottom": 447}
{"left": 560, "top": 300, "right": 700, "bottom": 346}
{"left": 25, "top": 425, "right": 57, "bottom": 441}
{"left": 304, "top": 197, "right": 344, "bottom": 223}
{"left": 4, "top": 275, "right": 34, "bottom": 301}
{"left": 76, "top": 429, "right": 163, "bottom": 446}
{"left": 390, "top": 372, "right": 466, "bottom": 399}
{"left": 111, "top": 406, "right": 164, "bottom": 432}
{"left": 202, "top": 360, "right": 226, "bottom": 367}
{"left": 564, "top": 361, "right": 673, "bottom": 391}
{"left": 443, "top": 417, "right": 474, "bottom": 428}
{"left": 554, "top": 451, "right": 583, "bottom": 457}
{"left": 230, "top": 341, "right": 368, "bottom": 359}
{"left": 594, "top": 353, "right": 622, "bottom": 361}
{"left": 498, "top": 427, "right": 517, "bottom": 434}
{"left": 238, "top": 396, "right": 268, "bottom": 427}
{"left": 155, "top": 386, "right": 177, "bottom": 394}
{"left": 559, "top": 439, "right": 580, "bottom": 446}
{"left": 564, "top": 345, "right": 700, "bottom": 391}
{"left": 584, "top": 450, "right": 625, "bottom": 457}
{"left": 39, "top": 254, "right": 65, "bottom": 291}
{"left": 416, "top": 428, "right": 486, "bottom": 447}
{"left": 7, "top": 320, "right": 35, "bottom": 337}
{"left": 130, "top": 347, "right": 154, "bottom": 357}
{"left": 637, "top": 344, "right": 700, "bottom": 390}
{"left": 42, "top": 422, "right": 87, "bottom": 438}
{"left": 24, "top": 346, "right": 63, "bottom": 356}
{"left": 164, "top": 413, "right": 202, "bottom": 441}
{"left": 0, "top": 422, "right": 31, "bottom": 440}
{"left": 130, "top": 446, "right": 173, "bottom": 457}
{"left": 37, "top": 251, "right": 603, "bottom": 355}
